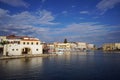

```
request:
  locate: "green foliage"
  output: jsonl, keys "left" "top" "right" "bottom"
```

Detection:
{"left": 64, "top": 38, "right": 68, "bottom": 43}
{"left": 0, "top": 41, "right": 8, "bottom": 45}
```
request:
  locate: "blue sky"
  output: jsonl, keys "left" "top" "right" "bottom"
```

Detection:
{"left": 0, "top": 0, "right": 120, "bottom": 46}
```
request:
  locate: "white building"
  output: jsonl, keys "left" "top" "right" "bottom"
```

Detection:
{"left": 0, "top": 36, "right": 7, "bottom": 42}
{"left": 115, "top": 43, "right": 120, "bottom": 49}
{"left": 87, "top": 44, "right": 95, "bottom": 50}
{"left": 77, "top": 42, "right": 88, "bottom": 50}
{"left": 3, "top": 35, "right": 42, "bottom": 56}
{"left": 103, "top": 43, "right": 120, "bottom": 51}
{"left": 70, "top": 42, "right": 77, "bottom": 48}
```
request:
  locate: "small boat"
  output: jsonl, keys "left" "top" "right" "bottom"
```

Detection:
{"left": 56, "top": 49, "right": 64, "bottom": 55}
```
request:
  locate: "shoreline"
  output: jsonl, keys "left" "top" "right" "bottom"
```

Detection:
{"left": 0, "top": 54, "right": 58, "bottom": 60}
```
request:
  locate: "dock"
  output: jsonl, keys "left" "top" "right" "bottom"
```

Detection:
{"left": 0, "top": 54, "right": 58, "bottom": 60}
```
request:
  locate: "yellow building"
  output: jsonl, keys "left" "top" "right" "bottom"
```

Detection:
{"left": 0, "top": 36, "right": 6, "bottom": 41}
{"left": 115, "top": 43, "right": 120, "bottom": 50}
{"left": 54, "top": 42, "right": 71, "bottom": 52}
{"left": 76, "top": 42, "right": 88, "bottom": 50}
{"left": 102, "top": 43, "right": 120, "bottom": 51}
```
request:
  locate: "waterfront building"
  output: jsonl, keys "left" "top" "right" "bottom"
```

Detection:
{"left": 0, "top": 36, "right": 7, "bottom": 54}
{"left": 72, "top": 42, "right": 96, "bottom": 51}
{"left": 0, "top": 36, "right": 7, "bottom": 42}
{"left": 87, "top": 44, "right": 95, "bottom": 50}
{"left": 3, "top": 35, "right": 42, "bottom": 56}
{"left": 54, "top": 42, "right": 71, "bottom": 52}
{"left": 69, "top": 42, "right": 77, "bottom": 51}
{"left": 115, "top": 43, "right": 120, "bottom": 50}
{"left": 76, "top": 42, "right": 88, "bottom": 50}
{"left": 47, "top": 43, "right": 55, "bottom": 53}
{"left": 102, "top": 43, "right": 120, "bottom": 51}
{"left": 103, "top": 43, "right": 115, "bottom": 51}
{"left": 42, "top": 43, "right": 50, "bottom": 54}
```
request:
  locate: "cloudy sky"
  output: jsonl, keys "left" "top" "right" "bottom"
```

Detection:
{"left": 0, "top": 0, "right": 120, "bottom": 46}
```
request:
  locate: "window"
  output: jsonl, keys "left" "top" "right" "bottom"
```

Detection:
{"left": 27, "top": 42, "right": 29, "bottom": 45}
{"left": 36, "top": 49, "right": 38, "bottom": 51}
{"left": 31, "top": 42, "right": 33, "bottom": 45}
{"left": 16, "top": 49, "right": 18, "bottom": 51}
{"left": 36, "top": 42, "right": 38, "bottom": 45}
{"left": 12, "top": 41, "right": 13, "bottom": 43}
{"left": 23, "top": 42, "right": 25, "bottom": 45}
{"left": 18, "top": 41, "right": 20, "bottom": 44}
{"left": 14, "top": 41, "right": 16, "bottom": 43}
{"left": 12, "top": 49, "right": 14, "bottom": 51}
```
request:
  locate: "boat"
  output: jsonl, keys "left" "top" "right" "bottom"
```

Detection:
{"left": 55, "top": 49, "right": 64, "bottom": 55}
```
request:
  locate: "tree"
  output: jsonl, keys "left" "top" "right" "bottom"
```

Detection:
{"left": 0, "top": 40, "right": 9, "bottom": 45}
{"left": 64, "top": 38, "right": 68, "bottom": 43}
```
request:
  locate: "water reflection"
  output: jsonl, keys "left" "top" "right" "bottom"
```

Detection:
{"left": 0, "top": 57, "right": 43, "bottom": 80}
{"left": 1, "top": 57, "right": 43, "bottom": 70}
{"left": 103, "top": 51, "right": 120, "bottom": 53}
{"left": 0, "top": 51, "right": 95, "bottom": 72}
{"left": 70, "top": 51, "right": 95, "bottom": 55}
{"left": 48, "top": 51, "right": 95, "bottom": 66}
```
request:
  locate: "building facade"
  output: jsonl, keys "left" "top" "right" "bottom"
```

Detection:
{"left": 102, "top": 43, "right": 120, "bottom": 51}
{"left": 76, "top": 42, "right": 88, "bottom": 50}
{"left": 3, "top": 35, "right": 42, "bottom": 56}
{"left": 0, "top": 36, "right": 7, "bottom": 55}
{"left": 54, "top": 42, "right": 71, "bottom": 52}
{"left": 87, "top": 44, "right": 95, "bottom": 50}
{"left": 115, "top": 43, "right": 120, "bottom": 50}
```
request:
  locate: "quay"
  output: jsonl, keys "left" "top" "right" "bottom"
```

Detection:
{"left": 0, "top": 54, "right": 58, "bottom": 60}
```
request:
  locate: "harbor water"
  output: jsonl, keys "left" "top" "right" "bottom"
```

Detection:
{"left": 0, "top": 51, "right": 120, "bottom": 80}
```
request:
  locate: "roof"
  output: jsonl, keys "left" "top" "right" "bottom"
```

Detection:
{"left": 6, "top": 35, "right": 40, "bottom": 41}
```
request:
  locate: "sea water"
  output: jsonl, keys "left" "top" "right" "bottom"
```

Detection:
{"left": 0, "top": 51, "right": 120, "bottom": 80}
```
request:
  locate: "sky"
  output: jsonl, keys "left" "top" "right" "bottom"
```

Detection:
{"left": 0, "top": 0, "right": 120, "bottom": 46}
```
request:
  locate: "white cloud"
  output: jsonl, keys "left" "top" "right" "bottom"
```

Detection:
{"left": 48, "top": 22, "right": 120, "bottom": 44}
{"left": 62, "top": 11, "right": 68, "bottom": 14}
{"left": 0, "top": 8, "right": 58, "bottom": 25}
{"left": 0, "top": 8, "right": 58, "bottom": 41}
{"left": 93, "top": 16, "right": 99, "bottom": 19}
{"left": 41, "top": 0, "right": 46, "bottom": 3}
{"left": 53, "top": 22, "right": 108, "bottom": 36}
{"left": 0, "top": 0, "right": 29, "bottom": 7}
{"left": 80, "top": 11, "right": 89, "bottom": 14}
{"left": 0, "top": 8, "right": 9, "bottom": 16}
{"left": 96, "top": 0, "right": 120, "bottom": 14}
{"left": 38, "top": 10, "right": 58, "bottom": 25}
{"left": 0, "top": 23, "right": 51, "bottom": 41}
{"left": 79, "top": 18, "right": 85, "bottom": 19}
{"left": 0, "top": 8, "right": 119, "bottom": 44}
{"left": 72, "top": 5, "right": 76, "bottom": 8}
